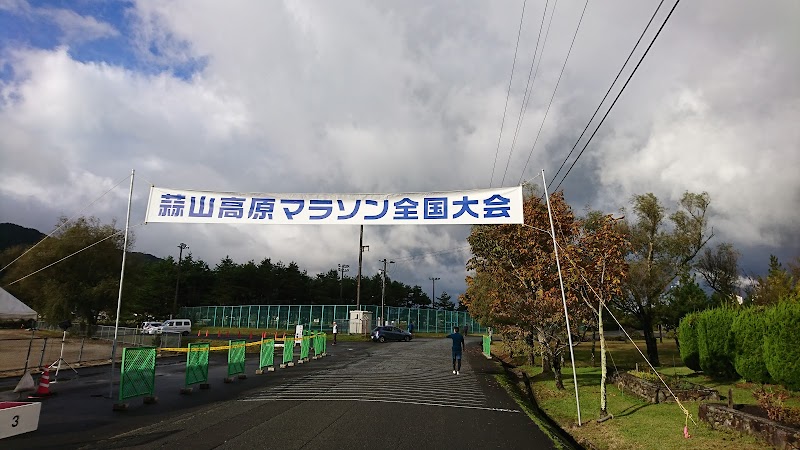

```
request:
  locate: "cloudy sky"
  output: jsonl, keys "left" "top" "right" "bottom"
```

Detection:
{"left": 1, "top": 0, "right": 798, "bottom": 302}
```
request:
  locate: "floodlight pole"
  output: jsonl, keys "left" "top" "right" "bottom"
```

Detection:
{"left": 173, "top": 242, "right": 188, "bottom": 316}
{"left": 429, "top": 277, "right": 440, "bottom": 309}
{"left": 338, "top": 263, "right": 349, "bottom": 302}
{"left": 542, "top": 169, "right": 582, "bottom": 426}
{"left": 109, "top": 169, "right": 134, "bottom": 400}
{"left": 380, "top": 259, "right": 394, "bottom": 326}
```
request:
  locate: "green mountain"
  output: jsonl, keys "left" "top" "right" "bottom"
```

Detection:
{"left": 0, "top": 223, "right": 46, "bottom": 252}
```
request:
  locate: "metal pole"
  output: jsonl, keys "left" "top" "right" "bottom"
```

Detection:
{"left": 542, "top": 169, "right": 582, "bottom": 426}
{"left": 429, "top": 277, "right": 440, "bottom": 309}
{"left": 109, "top": 169, "right": 134, "bottom": 400}
{"left": 357, "top": 226, "right": 364, "bottom": 310}
{"left": 173, "top": 243, "right": 188, "bottom": 317}
{"left": 38, "top": 337, "right": 47, "bottom": 368}
{"left": 23, "top": 329, "right": 35, "bottom": 374}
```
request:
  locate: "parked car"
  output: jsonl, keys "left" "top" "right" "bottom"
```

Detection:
{"left": 141, "top": 321, "right": 162, "bottom": 334}
{"left": 156, "top": 319, "right": 192, "bottom": 336}
{"left": 371, "top": 326, "right": 412, "bottom": 343}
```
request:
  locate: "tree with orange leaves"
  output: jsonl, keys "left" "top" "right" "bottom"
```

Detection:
{"left": 464, "top": 189, "right": 593, "bottom": 389}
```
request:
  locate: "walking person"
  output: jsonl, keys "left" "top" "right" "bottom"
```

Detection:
{"left": 332, "top": 321, "right": 338, "bottom": 345}
{"left": 446, "top": 326, "right": 466, "bottom": 375}
{"left": 408, "top": 322, "right": 414, "bottom": 335}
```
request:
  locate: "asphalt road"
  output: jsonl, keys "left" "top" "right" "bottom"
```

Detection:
{"left": 2, "top": 337, "right": 562, "bottom": 449}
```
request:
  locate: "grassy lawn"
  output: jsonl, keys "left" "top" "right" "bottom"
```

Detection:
{"left": 493, "top": 338, "right": 799, "bottom": 450}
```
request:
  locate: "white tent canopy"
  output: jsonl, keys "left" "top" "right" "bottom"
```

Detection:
{"left": 0, "top": 287, "right": 38, "bottom": 320}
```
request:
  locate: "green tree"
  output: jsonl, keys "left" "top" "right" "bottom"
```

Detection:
{"left": 751, "top": 255, "right": 796, "bottom": 305}
{"left": 2, "top": 216, "right": 128, "bottom": 333}
{"left": 614, "top": 192, "right": 712, "bottom": 366}
{"left": 659, "top": 271, "right": 710, "bottom": 350}
{"left": 438, "top": 291, "right": 455, "bottom": 310}
{"left": 696, "top": 243, "right": 740, "bottom": 305}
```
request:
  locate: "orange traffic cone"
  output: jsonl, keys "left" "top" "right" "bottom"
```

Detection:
{"left": 217, "top": 331, "right": 221, "bottom": 338}
{"left": 205, "top": 330, "right": 209, "bottom": 337}
{"left": 249, "top": 332, "right": 253, "bottom": 340}
{"left": 197, "top": 330, "right": 202, "bottom": 337}
{"left": 29, "top": 367, "right": 52, "bottom": 398}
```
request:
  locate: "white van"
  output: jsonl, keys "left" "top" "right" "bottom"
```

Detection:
{"left": 157, "top": 319, "right": 192, "bottom": 336}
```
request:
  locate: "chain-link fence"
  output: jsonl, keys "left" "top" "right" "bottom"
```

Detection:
{"left": 0, "top": 325, "right": 183, "bottom": 379}
{"left": 179, "top": 304, "right": 485, "bottom": 334}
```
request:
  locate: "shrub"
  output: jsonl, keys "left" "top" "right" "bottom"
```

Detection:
{"left": 678, "top": 312, "right": 701, "bottom": 371}
{"left": 763, "top": 301, "right": 800, "bottom": 390}
{"left": 731, "top": 307, "right": 771, "bottom": 383}
{"left": 696, "top": 308, "right": 738, "bottom": 379}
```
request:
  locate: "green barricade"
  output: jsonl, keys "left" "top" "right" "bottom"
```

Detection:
{"left": 228, "top": 340, "right": 246, "bottom": 376}
{"left": 300, "top": 336, "right": 310, "bottom": 360}
{"left": 282, "top": 339, "right": 293, "bottom": 365}
{"left": 322, "top": 332, "right": 327, "bottom": 354}
{"left": 260, "top": 339, "right": 274, "bottom": 369}
{"left": 186, "top": 342, "right": 210, "bottom": 387}
{"left": 483, "top": 334, "right": 491, "bottom": 357}
{"left": 119, "top": 347, "right": 156, "bottom": 402}
{"left": 313, "top": 333, "right": 321, "bottom": 357}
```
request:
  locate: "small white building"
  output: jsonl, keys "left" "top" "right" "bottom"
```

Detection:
{"left": 348, "top": 310, "right": 373, "bottom": 334}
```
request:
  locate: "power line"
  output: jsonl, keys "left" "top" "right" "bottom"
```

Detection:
{"left": 0, "top": 173, "right": 132, "bottom": 274}
{"left": 549, "top": 0, "right": 666, "bottom": 187}
{"left": 489, "top": 0, "right": 528, "bottom": 188}
{"left": 553, "top": 0, "right": 682, "bottom": 193}
{"left": 499, "top": 0, "right": 553, "bottom": 186}
{"left": 517, "top": 0, "right": 590, "bottom": 185}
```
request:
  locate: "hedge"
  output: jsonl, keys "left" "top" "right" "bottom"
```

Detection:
{"left": 696, "top": 308, "right": 738, "bottom": 379}
{"left": 731, "top": 307, "right": 771, "bottom": 383}
{"left": 678, "top": 312, "right": 701, "bottom": 371}
{"left": 763, "top": 301, "right": 800, "bottom": 390}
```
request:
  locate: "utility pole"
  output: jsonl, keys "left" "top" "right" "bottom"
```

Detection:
{"left": 338, "top": 263, "right": 350, "bottom": 303}
{"left": 356, "top": 225, "right": 369, "bottom": 310}
{"left": 173, "top": 242, "right": 188, "bottom": 317}
{"left": 429, "top": 276, "right": 440, "bottom": 309}
{"left": 379, "top": 259, "right": 395, "bottom": 326}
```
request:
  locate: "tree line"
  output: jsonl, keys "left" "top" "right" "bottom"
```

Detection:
{"left": 0, "top": 219, "right": 460, "bottom": 331}
{"left": 461, "top": 187, "right": 799, "bottom": 405}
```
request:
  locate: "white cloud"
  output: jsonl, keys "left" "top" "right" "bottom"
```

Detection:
{"left": 38, "top": 8, "right": 119, "bottom": 44}
{"left": 1, "top": 0, "right": 798, "bottom": 299}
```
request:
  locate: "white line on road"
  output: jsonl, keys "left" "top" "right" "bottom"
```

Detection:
{"left": 239, "top": 396, "right": 520, "bottom": 413}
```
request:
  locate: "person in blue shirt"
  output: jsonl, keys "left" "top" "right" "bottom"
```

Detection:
{"left": 446, "top": 327, "right": 466, "bottom": 375}
{"left": 408, "top": 322, "right": 415, "bottom": 334}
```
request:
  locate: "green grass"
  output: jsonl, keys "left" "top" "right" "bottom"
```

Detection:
{"left": 491, "top": 338, "right": 799, "bottom": 450}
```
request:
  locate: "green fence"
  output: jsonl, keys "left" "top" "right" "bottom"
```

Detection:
{"left": 180, "top": 304, "right": 485, "bottom": 334}
{"left": 482, "top": 334, "right": 491, "bottom": 357}
{"left": 186, "top": 342, "right": 210, "bottom": 387}
{"left": 259, "top": 339, "right": 274, "bottom": 369}
{"left": 282, "top": 340, "right": 293, "bottom": 366}
{"left": 119, "top": 347, "right": 156, "bottom": 402}
{"left": 227, "top": 340, "right": 246, "bottom": 376}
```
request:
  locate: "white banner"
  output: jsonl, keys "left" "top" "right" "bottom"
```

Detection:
{"left": 144, "top": 186, "right": 523, "bottom": 225}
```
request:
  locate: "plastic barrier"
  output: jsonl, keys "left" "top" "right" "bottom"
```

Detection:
{"left": 118, "top": 347, "right": 157, "bottom": 404}
{"left": 281, "top": 337, "right": 293, "bottom": 368}
{"left": 257, "top": 339, "right": 275, "bottom": 374}
{"left": 183, "top": 342, "right": 210, "bottom": 392}
{"left": 312, "top": 333, "right": 322, "bottom": 359}
{"left": 226, "top": 340, "right": 246, "bottom": 381}
{"left": 482, "top": 334, "right": 491, "bottom": 359}
{"left": 322, "top": 333, "right": 327, "bottom": 355}
{"left": 299, "top": 335, "right": 310, "bottom": 363}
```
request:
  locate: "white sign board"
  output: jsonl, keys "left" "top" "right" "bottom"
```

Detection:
{"left": 145, "top": 186, "right": 524, "bottom": 225}
{"left": 0, "top": 402, "right": 41, "bottom": 439}
{"left": 294, "top": 324, "right": 304, "bottom": 345}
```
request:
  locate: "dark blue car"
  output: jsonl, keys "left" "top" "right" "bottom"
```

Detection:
{"left": 371, "top": 326, "right": 412, "bottom": 343}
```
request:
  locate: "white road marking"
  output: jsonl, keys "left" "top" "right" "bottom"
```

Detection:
{"left": 239, "top": 397, "right": 520, "bottom": 413}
